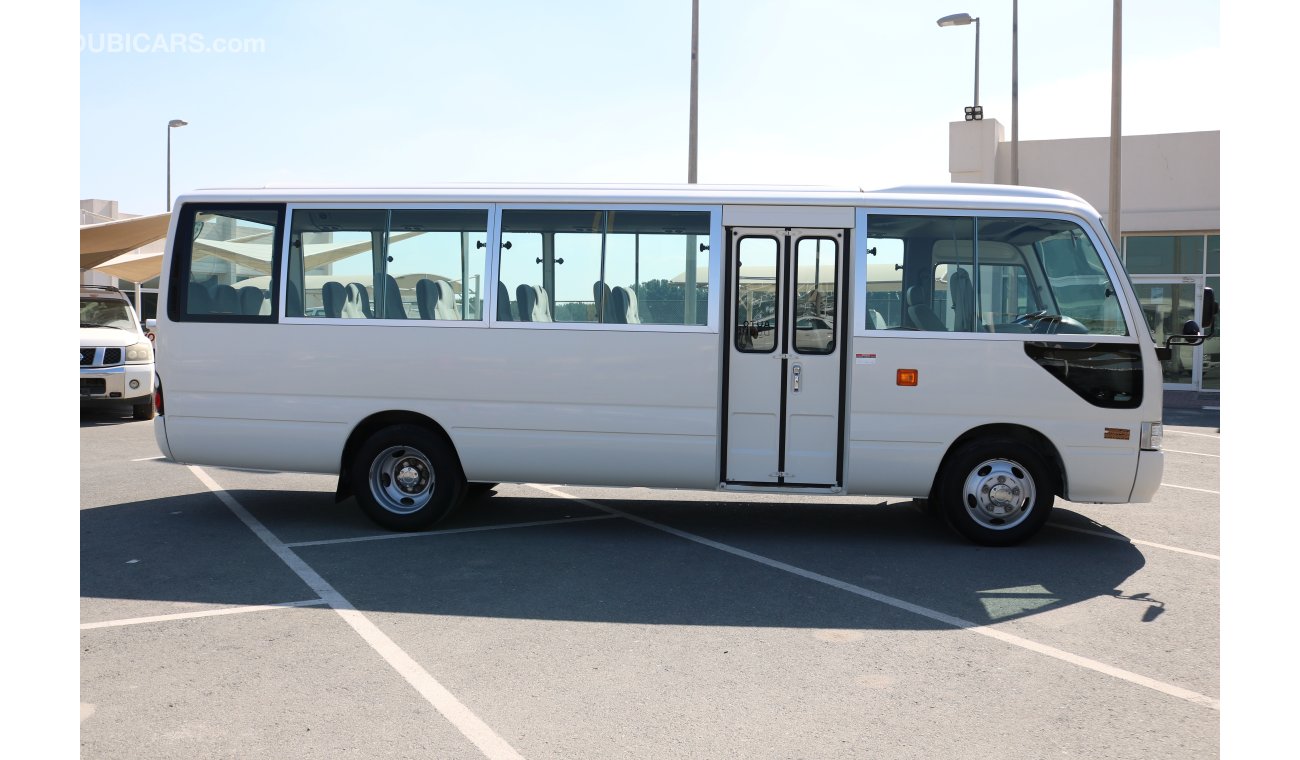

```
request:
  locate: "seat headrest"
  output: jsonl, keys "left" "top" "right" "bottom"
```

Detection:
{"left": 238, "top": 285, "right": 264, "bottom": 316}
{"left": 322, "top": 281, "right": 347, "bottom": 318}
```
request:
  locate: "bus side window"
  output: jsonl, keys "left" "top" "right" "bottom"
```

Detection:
{"left": 866, "top": 216, "right": 975, "bottom": 332}
{"left": 499, "top": 209, "right": 711, "bottom": 327}
{"left": 864, "top": 237, "right": 904, "bottom": 329}
{"left": 389, "top": 209, "right": 489, "bottom": 321}
{"left": 169, "top": 204, "right": 283, "bottom": 324}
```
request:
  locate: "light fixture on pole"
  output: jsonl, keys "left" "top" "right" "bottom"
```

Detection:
{"left": 937, "top": 13, "right": 981, "bottom": 120}
{"left": 167, "top": 119, "right": 188, "bottom": 212}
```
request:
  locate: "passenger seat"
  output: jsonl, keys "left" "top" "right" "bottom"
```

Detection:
{"left": 322, "top": 281, "right": 347, "bottom": 318}
{"left": 612, "top": 286, "right": 641, "bottom": 324}
{"left": 516, "top": 284, "right": 553, "bottom": 322}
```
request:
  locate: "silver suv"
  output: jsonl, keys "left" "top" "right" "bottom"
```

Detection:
{"left": 80, "top": 285, "right": 156, "bottom": 420}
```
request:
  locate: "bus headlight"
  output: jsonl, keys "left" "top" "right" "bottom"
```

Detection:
{"left": 1140, "top": 421, "right": 1163, "bottom": 451}
{"left": 125, "top": 340, "right": 154, "bottom": 364}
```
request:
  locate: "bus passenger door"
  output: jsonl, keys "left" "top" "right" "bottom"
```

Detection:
{"left": 724, "top": 228, "right": 846, "bottom": 487}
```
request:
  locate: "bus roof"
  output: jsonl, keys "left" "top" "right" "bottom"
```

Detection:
{"left": 173, "top": 182, "right": 1098, "bottom": 217}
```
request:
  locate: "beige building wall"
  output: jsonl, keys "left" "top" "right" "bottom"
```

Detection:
{"left": 948, "top": 120, "right": 1219, "bottom": 234}
{"left": 948, "top": 121, "right": 1220, "bottom": 398}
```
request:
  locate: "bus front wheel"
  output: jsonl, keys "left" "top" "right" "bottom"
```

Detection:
{"left": 935, "top": 438, "right": 1055, "bottom": 546}
{"left": 352, "top": 424, "right": 464, "bottom": 531}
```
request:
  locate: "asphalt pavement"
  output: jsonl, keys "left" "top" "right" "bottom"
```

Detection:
{"left": 80, "top": 406, "right": 1221, "bottom": 759}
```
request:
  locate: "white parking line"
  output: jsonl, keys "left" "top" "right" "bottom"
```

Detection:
{"left": 529, "top": 483, "right": 1219, "bottom": 712}
{"left": 1049, "top": 524, "right": 1220, "bottom": 560}
{"left": 1161, "top": 483, "right": 1220, "bottom": 495}
{"left": 286, "top": 514, "right": 619, "bottom": 548}
{"left": 189, "top": 466, "right": 525, "bottom": 760}
{"left": 80, "top": 599, "right": 327, "bottom": 630}
{"left": 1165, "top": 429, "right": 1219, "bottom": 439}
{"left": 1165, "top": 449, "right": 1220, "bottom": 458}
{"left": 131, "top": 456, "right": 165, "bottom": 462}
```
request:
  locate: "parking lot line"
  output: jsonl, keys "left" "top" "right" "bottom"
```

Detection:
{"left": 1048, "top": 524, "right": 1220, "bottom": 560}
{"left": 1165, "top": 429, "right": 1219, "bottom": 439}
{"left": 80, "top": 599, "right": 328, "bottom": 630}
{"left": 529, "top": 483, "right": 1220, "bottom": 712}
{"left": 1162, "top": 483, "right": 1220, "bottom": 495}
{"left": 1165, "top": 449, "right": 1220, "bottom": 458}
{"left": 189, "top": 466, "right": 526, "bottom": 760}
{"left": 286, "top": 514, "right": 619, "bottom": 548}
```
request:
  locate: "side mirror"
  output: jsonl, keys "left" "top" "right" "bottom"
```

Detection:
{"left": 1159, "top": 317, "right": 1207, "bottom": 360}
{"left": 145, "top": 318, "right": 157, "bottom": 330}
{"left": 1201, "top": 287, "right": 1217, "bottom": 336}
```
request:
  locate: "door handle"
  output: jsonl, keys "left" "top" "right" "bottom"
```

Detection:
{"left": 792, "top": 363, "right": 801, "bottom": 393}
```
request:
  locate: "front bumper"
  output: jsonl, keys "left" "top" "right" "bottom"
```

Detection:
{"left": 1130, "top": 449, "right": 1165, "bottom": 502}
{"left": 80, "top": 364, "right": 155, "bottom": 403}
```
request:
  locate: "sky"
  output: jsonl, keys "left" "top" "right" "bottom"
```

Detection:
{"left": 78, "top": 0, "right": 1221, "bottom": 216}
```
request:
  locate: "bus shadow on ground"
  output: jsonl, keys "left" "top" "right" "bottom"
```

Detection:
{"left": 81, "top": 486, "right": 1148, "bottom": 633}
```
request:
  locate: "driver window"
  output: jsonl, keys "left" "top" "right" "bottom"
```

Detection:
{"left": 865, "top": 214, "right": 1128, "bottom": 336}
{"left": 978, "top": 218, "right": 1128, "bottom": 336}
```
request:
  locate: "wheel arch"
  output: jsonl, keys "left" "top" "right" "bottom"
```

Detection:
{"left": 932, "top": 423, "right": 1066, "bottom": 499}
{"left": 335, "top": 410, "right": 465, "bottom": 502}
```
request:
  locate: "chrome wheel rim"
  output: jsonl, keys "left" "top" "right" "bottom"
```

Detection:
{"left": 962, "top": 458, "right": 1036, "bottom": 531}
{"left": 369, "top": 445, "right": 435, "bottom": 515}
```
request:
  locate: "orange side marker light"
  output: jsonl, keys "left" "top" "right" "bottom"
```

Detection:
{"left": 897, "top": 369, "right": 919, "bottom": 386}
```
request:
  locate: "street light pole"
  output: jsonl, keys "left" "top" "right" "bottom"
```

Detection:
{"left": 688, "top": 0, "right": 699, "bottom": 184}
{"left": 1108, "top": 1, "right": 1122, "bottom": 238}
{"left": 167, "top": 119, "right": 187, "bottom": 212}
{"left": 1011, "top": 0, "right": 1019, "bottom": 184}
{"left": 684, "top": 1, "right": 700, "bottom": 323}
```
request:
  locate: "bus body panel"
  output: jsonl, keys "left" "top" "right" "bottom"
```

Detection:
{"left": 164, "top": 415, "right": 345, "bottom": 473}
{"left": 156, "top": 321, "right": 721, "bottom": 488}
{"left": 844, "top": 334, "right": 1156, "bottom": 501}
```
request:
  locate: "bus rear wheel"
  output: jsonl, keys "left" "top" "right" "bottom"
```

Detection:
{"left": 352, "top": 424, "right": 463, "bottom": 531}
{"left": 935, "top": 438, "right": 1055, "bottom": 546}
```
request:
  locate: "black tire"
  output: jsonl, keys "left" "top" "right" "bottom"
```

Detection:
{"left": 351, "top": 424, "right": 464, "bottom": 531}
{"left": 934, "top": 438, "right": 1056, "bottom": 546}
{"left": 132, "top": 401, "right": 155, "bottom": 421}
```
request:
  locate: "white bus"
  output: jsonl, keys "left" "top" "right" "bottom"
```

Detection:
{"left": 151, "top": 184, "right": 1210, "bottom": 546}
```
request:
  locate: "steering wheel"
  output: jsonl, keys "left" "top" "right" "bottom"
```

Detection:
{"left": 1013, "top": 310, "right": 1048, "bottom": 326}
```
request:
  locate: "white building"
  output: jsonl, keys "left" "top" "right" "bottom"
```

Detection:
{"left": 950, "top": 121, "right": 1219, "bottom": 401}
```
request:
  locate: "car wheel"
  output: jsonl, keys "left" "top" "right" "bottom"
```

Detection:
{"left": 351, "top": 424, "right": 464, "bottom": 531}
{"left": 935, "top": 438, "right": 1056, "bottom": 546}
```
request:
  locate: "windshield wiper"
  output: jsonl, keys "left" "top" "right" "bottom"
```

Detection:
{"left": 81, "top": 322, "right": 125, "bottom": 330}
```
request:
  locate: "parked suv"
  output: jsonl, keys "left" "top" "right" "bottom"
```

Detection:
{"left": 80, "top": 285, "right": 155, "bottom": 420}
